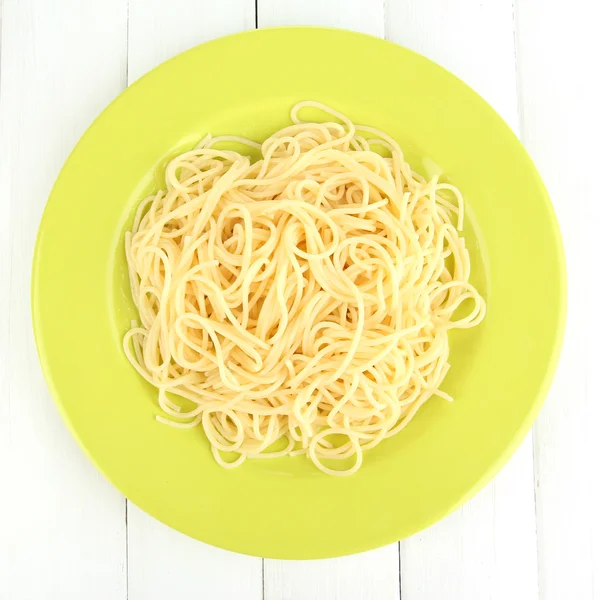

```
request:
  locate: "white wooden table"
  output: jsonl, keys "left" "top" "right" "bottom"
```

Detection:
{"left": 1, "top": 0, "right": 597, "bottom": 598}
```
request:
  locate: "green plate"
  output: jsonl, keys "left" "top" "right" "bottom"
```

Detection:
{"left": 32, "top": 27, "right": 565, "bottom": 559}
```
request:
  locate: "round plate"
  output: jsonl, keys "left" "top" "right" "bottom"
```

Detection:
{"left": 32, "top": 27, "right": 565, "bottom": 559}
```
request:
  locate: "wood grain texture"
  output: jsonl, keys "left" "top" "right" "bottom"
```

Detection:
{"left": 258, "top": 2, "right": 398, "bottom": 598}
{"left": 258, "top": 0, "right": 385, "bottom": 36}
{"left": 125, "top": 3, "right": 262, "bottom": 599}
{"left": 516, "top": 0, "right": 600, "bottom": 598}
{"left": 386, "top": 1, "right": 539, "bottom": 598}
{"left": 263, "top": 546, "right": 400, "bottom": 600}
{"left": 1, "top": 0, "right": 594, "bottom": 597}
{"left": 0, "top": 1, "right": 129, "bottom": 599}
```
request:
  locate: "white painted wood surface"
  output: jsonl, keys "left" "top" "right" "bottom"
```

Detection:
{"left": 0, "top": 1, "right": 595, "bottom": 599}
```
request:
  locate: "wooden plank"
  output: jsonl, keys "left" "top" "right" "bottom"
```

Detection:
{"left": 386, "top": 1, "right": 539, "bottom": 598}
{"left": 127, "top": 0, "right": 256, "bottom": 83}
{"left": 259, "top": 0, "right": 385, "bottom": 35}
{"left": 515, "top": 0, "right": 600, "bottom": 598}
{"left": 264, "top": 546, "right": 400, "bottom": 600}
{"left": 0, "top": 2, "right": 129, "bottom": 599}
{"left": 127, "top": 508, "right": 263, "bottom": 600}
{"left": 125, "top": 3, "right": 262, "bottom": 599}
{"left": 258, "top": 2, "right": 399, "bottom": 599}
{"left": 400, "top": 442, "right": 538, "bottom": 600}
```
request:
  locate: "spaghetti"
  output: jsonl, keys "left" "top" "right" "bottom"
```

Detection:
{"left": 123, "top": 102, "right": 485, "bottom": 475}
